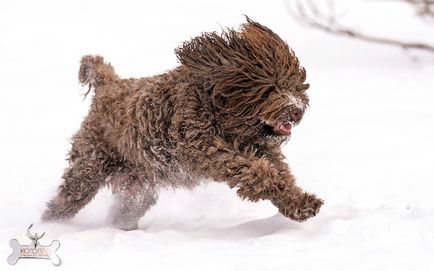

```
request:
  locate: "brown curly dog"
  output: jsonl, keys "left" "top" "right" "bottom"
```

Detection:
{"left": 41, "top": 17, "right": 323, "bottom": 230}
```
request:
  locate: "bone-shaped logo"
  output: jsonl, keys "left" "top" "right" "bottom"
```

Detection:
{"left": 7, "top": 224, "right": 61, "bottom": 266}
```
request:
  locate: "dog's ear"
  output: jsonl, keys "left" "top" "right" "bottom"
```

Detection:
{"left": 175, "top": 16, "right": 298, "bottom": 76}
{"left": 175, "top": 30, "right": 233, "bottom": 75}
{"left": 174, "top": 17, "right": 269, "bottom": 76}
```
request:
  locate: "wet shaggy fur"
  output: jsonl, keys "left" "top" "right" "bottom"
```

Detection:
{"left": 41, "top": 17, "right": 323, "bottom": 230}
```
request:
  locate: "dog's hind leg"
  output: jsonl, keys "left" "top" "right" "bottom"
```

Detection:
{"left": 108, "top": 173, "right": 158, "bottom": 231}
{"left": 41, "top": 131, "right": 118, "bottom": 222}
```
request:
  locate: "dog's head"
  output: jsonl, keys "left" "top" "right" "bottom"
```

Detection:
{"left": 176, "top": 17, "right": 309, "bottom": 145}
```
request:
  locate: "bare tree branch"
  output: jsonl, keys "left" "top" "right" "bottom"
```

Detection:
{"left": 402, "top": 0, "right": 434, "bottom": 18}
{"left": 289, "top": 0, "right": 434, "bottom": 54}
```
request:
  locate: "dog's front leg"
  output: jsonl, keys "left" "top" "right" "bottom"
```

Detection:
{"left": 186, "top": 137, "right": 323, "bottom": 222}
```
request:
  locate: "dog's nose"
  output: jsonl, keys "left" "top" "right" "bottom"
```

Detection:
{"left": 290, "top": 108, "right": 303, "bottom": 123}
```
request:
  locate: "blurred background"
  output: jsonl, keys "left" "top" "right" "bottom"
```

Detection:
{"left": 0, "top": 0, "right": 433, "bottom": 270}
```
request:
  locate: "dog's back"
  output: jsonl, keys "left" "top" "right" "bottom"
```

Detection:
{"left": 78, "top": 56, "right": 180, "bottom": 172}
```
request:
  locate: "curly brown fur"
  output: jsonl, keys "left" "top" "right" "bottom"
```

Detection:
{"left": 41, "top": 17, "right": 323, "bottom": 230}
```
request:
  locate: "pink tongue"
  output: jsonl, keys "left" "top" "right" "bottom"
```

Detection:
{"left": 280, "top": 123, "right": 292, "bottom": 133}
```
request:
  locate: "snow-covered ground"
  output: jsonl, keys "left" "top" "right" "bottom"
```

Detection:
{"left": 1, "top": 0, "right": 434, "bottom": 270}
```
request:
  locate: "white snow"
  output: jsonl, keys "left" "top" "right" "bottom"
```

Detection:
{"left": 1, "top": 0, "right": 434, "bottom": 270}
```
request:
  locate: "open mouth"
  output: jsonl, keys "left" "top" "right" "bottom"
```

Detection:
{"left": 262, "top": 122, "right": 293, "bottom": 137}
{"left": 272, "top": 122, "right": 292, "bottom": 136}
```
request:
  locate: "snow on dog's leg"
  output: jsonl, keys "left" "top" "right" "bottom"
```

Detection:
{"left": 109, "top": 173, "right": 158, "bottom": 231}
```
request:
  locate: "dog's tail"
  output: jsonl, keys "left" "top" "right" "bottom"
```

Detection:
{"left": 78, "top": 55, "right": 120, "bottom": 95}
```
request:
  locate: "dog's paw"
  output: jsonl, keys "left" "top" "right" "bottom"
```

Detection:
{"left": 279, "top": 192, "right": 324, "bottom": 222}
{"left": 40, "top": 202, "right": 68, "bottom": 222}
{"left": 110, "top": 217, "right": 139, "bottom": 231}
{"left": 112, "top": 222, "right": 139, "bottom": 231}
{"left": 41, "top": 208, "right": 56, "bottom": 222}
